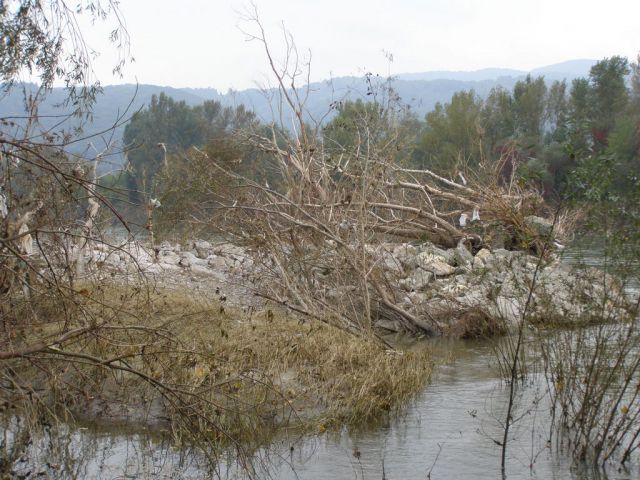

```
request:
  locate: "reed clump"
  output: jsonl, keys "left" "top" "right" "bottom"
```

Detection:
{"left": 1, "top": 284, "right": 432, "bottom": 448}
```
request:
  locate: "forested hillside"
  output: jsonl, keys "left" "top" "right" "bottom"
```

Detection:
{"left": 1, "top": 59, "right": 595, "bottom": 173}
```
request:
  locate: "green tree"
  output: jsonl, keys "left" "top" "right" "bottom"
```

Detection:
{"left": 563, "top": 77, "right": 593, "bottom": 156}
{"left": 512, "top": 75, "right": 547, "bottom": 144}
{"left": 123, "top": 93, "right": 208, "bottom": 200}
{"left": 323, "top": 99, "right": 390, "bottom": 151}
{"left": 569, "top": 78, "right": 591, "bottom": 124}
{"left": 545, "top": 80, "right": 569, "bottom": 140}
{"left": 588, "top": 56, "right": 630, "bottom": 147}
{"left": 123, "top": 95, "right": 263, "bottom": 203}
{"left": 482, "top": 86, "right": 516, "bottom": 154}
{"left": 417, "top": 90, "right": 484, "bottom": 172}
{"left": 323, "top": 99, "right": 420, "bottom": 166}
{"left": 194, "top": 102, "right": 258, "bottom": 134}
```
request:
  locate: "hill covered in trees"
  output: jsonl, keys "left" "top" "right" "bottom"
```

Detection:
{"left": 1, "top": 59, "right": 596, "bottom": 173}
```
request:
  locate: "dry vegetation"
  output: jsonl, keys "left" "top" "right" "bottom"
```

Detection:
{"left": 158, "top": 57, "right": 562, "bottom": 342}
{"left": 1, "top": 285, "right": 432, "bottom": 447}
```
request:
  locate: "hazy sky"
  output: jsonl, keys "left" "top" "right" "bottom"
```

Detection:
{"left": 85, "top": 0, "right": 639, "bottom": 90}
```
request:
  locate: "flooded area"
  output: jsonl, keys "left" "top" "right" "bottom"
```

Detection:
{"left": 269, "top": 341, "right": 572, "bottom": 479}
{"left": 6, "top": 337, "right": 639, "bottom": 479}
{"left": 3, "top": 248, "right": 640, "bottom": 479}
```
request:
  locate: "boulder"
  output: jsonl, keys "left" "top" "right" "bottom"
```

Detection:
{"left": 394, "top": 244, "right": 419, "bottom": 268}
{"left": 93, "top": 251, "right": 121, "bottom": 267}
{"left": 379, "top": 248, "right": 404, "bottom": 274}
{"left": 453, "top": 242, "right": 474, "bottom": 267}
{"left": 179, "top": 252, "right": 195, "bottom": 267}
{"left": 398, "top": 277, "right": 416, "bottom": 292}
{"left": 472, "top": 248, "right": 492, "bottom": 269}
{"left": 409, "top": 269, "right": 434, "bottom": 291}
{"left": 213, "top": 243, "right": 246, "bottom": 257}
{"left": 193, "top": 240, "right": 212, "bottom": 259}
{"left": 144, "top": 263, "right": 164, "bottom": 274}
{"left": 159, "top": 251, "right": 180, "bottom": 266}
{"left": 423, "top": 244, "right": 455, "bottom": 265}
{"left": 524, "top": 215, "right": 553, "bottom": 238}
{"left": 475, "top": 248, "right": 492, "bottom": 262}
{"left": 159, "top": 241, "right": 173, "bottom": 251}
{"left": 190, "top": 264, "right": 212, "bottom": 275}
{"left": 418, "top": 257, "right": 456, "bottom": 277}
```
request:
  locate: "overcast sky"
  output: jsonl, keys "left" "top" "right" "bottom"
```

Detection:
{"left": 84, "top": 0, "right": 639, "bottom": 91}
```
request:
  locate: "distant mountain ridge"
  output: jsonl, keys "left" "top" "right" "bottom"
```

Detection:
{"left": 395, "top": 59, "right": 597, "bottom": 82}
{"left": 0, "top": 58, "right": 599, "bottom": 171}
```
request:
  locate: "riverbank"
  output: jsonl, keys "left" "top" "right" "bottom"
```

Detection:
{"left": 4, "top": 236, "right": 639, "bottom": 478}
{"left": 87, "top": 235, "right": 635, "bottom": 338}
{"left": 3, "top": 284, "right": 432, "bottom": 448}
{"left": 5, "top": 230, "right": 635, "bottom": 453}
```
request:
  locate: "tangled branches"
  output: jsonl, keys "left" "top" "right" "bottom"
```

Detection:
{"left": 152, "top": 12, "right": 550, "bottom": 340}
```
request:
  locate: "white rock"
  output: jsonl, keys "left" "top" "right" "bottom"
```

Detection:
{"left": 104, "top": 253, "right": 121, "bottom": 267}
{"left": 159, "top": 263, "right": 180, "bottom": 271}
{"left": 190, "top": 264, "right": 212, "bottom": 275}
{"left": 159, "top": 251, "right": 180, "bottom": 265}
{"left": 410, "top": 270, "right": 434, "bottom": 290}
{"left": 419, "top": 258, "right": 456, "bottom": 277}
{"left": 207, "top": 255, "right": 229, "bottom": 271}
{"left": 194, "top": 240, "right": 212, "bottom": 259}
{"left": 144, "top": 264, "right": 164, "bottom": 274}
{"left": 179, "top": 251, "right": 202, "bottom": 267}
{"left": 159, "top": 241, "right": 173, "bottom": 251}
{"left": 475, "top": 248, "right": 492, "bottom": 261}
{"left": 454, "top": 242, "right": 474, "bottom": 267}
{"left": 398, "top": 277, "right": 415, "bottom": 292}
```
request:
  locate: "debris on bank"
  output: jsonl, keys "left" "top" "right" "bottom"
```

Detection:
{"left": 79, "top": 226, "right": 632, "bottom": 340}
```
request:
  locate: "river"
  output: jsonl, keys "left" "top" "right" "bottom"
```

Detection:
{"left": 4, "top": 247, "right": 639, "bottom": 479}
{"left": 9, "top": 337, "right": 638, "bottom": 479}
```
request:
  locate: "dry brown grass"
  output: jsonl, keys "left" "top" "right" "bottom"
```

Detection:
{"left": 2, "top": 284, "right": 432, "bottom": 447}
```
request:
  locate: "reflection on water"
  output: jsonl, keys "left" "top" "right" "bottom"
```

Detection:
{"left": 266, "top": 339, "right": 638, "bottom": 480}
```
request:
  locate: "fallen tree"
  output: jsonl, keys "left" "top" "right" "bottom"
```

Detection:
{"left": 156, "top": 14, "right": 576, "bottom": 339}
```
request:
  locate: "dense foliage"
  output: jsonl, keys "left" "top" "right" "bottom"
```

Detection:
{"left": 414, "top": 56, "right": 640, "bottom": 197}
{"left": 121, "top": 93, "right": 258, "bottom": 200}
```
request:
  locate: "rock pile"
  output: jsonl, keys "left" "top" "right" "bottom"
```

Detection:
{"left": 385, "top": 241, "right": 630, "bottom": 335}
{"left": 79, "top": 236, "right": 631, "bottom": 337}
{"left": 81, "top": 239, "right": 255, "bottom": 307}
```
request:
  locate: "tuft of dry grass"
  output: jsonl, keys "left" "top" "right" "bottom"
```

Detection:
{"left": 2, "top": 284, "right": 432, "bottom": 448}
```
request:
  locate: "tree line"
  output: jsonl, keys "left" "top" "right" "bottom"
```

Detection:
{"left": 116, "top": 54, "right": 639, "bottom": 222}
